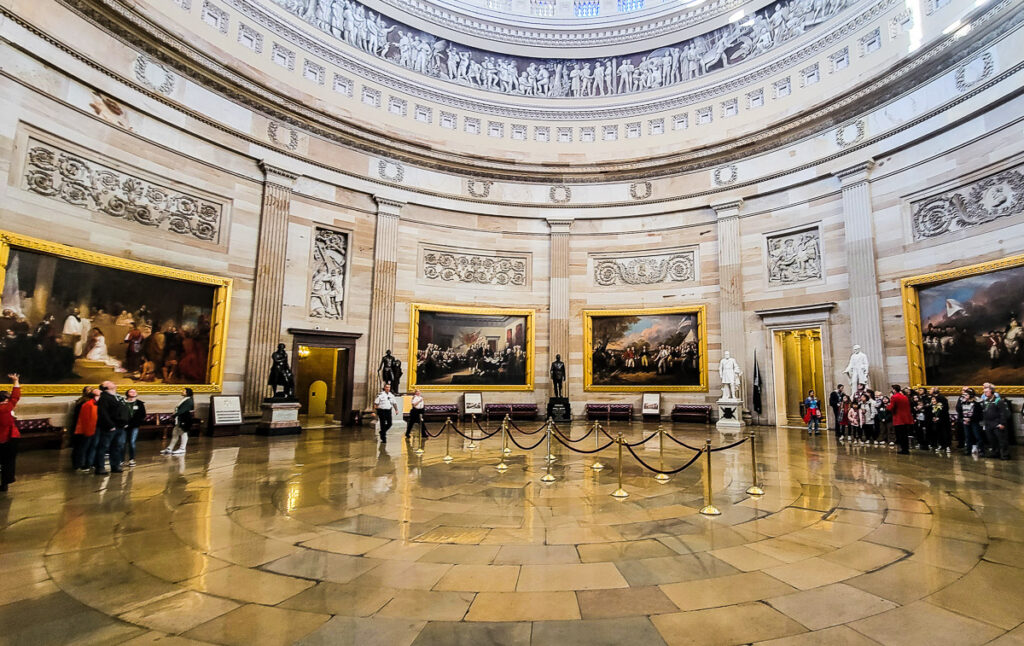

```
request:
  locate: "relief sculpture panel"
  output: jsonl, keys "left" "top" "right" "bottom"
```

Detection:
{"left": 910, "top": 165, "right": 1024, "bottom": 240}
{"left": 766, "top": 227, "right": 822, "bottom": 284}
{"left": 592, "top": 250, "right": 697, "bottom": 286}
{"left": 422, "top": 247, "right": 529, "bottom": 287}
{"left": 310, "top": 227, "right": 348, "bottom": 319}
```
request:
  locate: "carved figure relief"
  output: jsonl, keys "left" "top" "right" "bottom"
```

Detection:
{"left": 268, "top": 0, "right": 849, "bottom": 99}
{"left": 310, "top": 227, "right": 348, "bottom": 319}
{"left": 593, "top": 250, "right": 697, "bottom": 286}
{"left": 22, "top": 139, "right": 223, "bottom": 242}
{"left": 422, "top": 248, "right": 528, "bottom": 286}
{"left": 766, "top": 227, "right": 822, "bottom": 284}
{"left": 911, "top": 166, "right": 1024, "bottom": 239}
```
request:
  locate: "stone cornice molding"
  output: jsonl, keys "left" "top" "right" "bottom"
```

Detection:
{"left": 834, "top": 160, "right": 875, "bottom": 188}
{"left": 755, "top": 302, "right": 837, "bottom": 326}
{"left": 259, "top": 160, "right": 300, "bottom": 188}
{"left": 374, "top": 196, "right": 406, "bottom": 217}
{"left": 546, "top": 218, "right": 574, "bottom": 234}
{"left": 711, "top": 199, "right": 743, "bottom": 219}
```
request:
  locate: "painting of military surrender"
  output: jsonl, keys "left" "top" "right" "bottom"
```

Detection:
{"left": 913, "top": 262, "right": 1024, "bottom": 387}
{"left": 0, "top": 246, "right": 218, "bottom": 386}
{"left": 585, "top": 307, "right": 706, "bottom": 391}
{"left": 411, "top": 305, "right": 533, "bottom": 390}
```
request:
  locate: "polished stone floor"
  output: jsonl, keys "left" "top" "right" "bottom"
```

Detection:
{"left": 1, "top": 420, "right": 1023, "bottom": 646}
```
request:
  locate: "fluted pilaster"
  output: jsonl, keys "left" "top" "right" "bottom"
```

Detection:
{"left": 835, "top": 161, "right": 885, "bottom": 388}
{"left": 713, "top": 200, "right": 747, "bottom": 399}
{"left": 365, "top": 196, "right": 403, "bottom": 408}
{"left": 242, "top": 162, "right": 298, "bottom": 416}
{"left": 547, "top": 219, "right": 572, "bottom": 388}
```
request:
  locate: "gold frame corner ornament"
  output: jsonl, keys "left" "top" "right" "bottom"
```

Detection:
{"left": 582, "top": 304, "right": 708, "bottom": 392}
{"left": 901, "top": 253, "right": 1024, "bottom": 396}
{"left": 408, "top": 302, "right": 536, "bottom": 392}
{"left": 0, "top": 230, "right": 232, "bottom": 396}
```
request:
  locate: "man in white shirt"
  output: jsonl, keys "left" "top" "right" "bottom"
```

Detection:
{"left": 406, "top": 388, "right": 426, "bottom": 439}
{"left": 373, "top": 383, "right": 400, "bottom": 442}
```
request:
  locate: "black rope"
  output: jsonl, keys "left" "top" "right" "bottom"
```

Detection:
{"left": 474, "top": 418, "right": 503, "bottom": 437}
{"left": 552, "top": 424, "right": 595, "bottom": 443}
{"left": 421, "top": 423, "right": 445, "bottom": 438}
{"left": 625, "top": 443, "right": 705, "bottom": 475}
{"left": 448, "top": 423, "right": 501, "bottom": 441}
{"left": 508, "top": 419, "right": 548, "bottom": 435}
{"left": 506, "top": 430, "right": 549, "bottom": 451}
{"left": 552, "top": 432, "right": 615, "bottom": 454}
{"left": 709, "top": 436, "right": 750, "bottom": 452}
{"left": 663, "top": 433, "right": 704, "bottom": 452}
{"left": 598, "top": 426, "right": 660, "bottom": 447}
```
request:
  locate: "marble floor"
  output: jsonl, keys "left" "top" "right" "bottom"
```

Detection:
{"left": 1, "top": 421, "right": 1023, "bottom": 646}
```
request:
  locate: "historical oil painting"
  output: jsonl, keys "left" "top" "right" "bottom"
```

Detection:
{"left": 0, "top": 231, "right": 231, "bottom": 394}
{"left": 409, "top": 304, "right": 534, "bottom": 391}
{"left": 902, "top": 254, "right": 1024, "bottom": 393}
{"left": 583, "top": 306, "right": 707, "bottom": 391}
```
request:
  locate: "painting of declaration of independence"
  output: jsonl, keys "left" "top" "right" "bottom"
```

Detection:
{"left": 0, "top": 234, "right": 228, "bottom": 392}
{"left": 905, "top": 257, "right": 1024, "bottom": 391}
{"left": 410, "top": 304, "right": 534, "bottom": 391}
{"left": 584, "top": 306, "right": 707, "bottom": 392}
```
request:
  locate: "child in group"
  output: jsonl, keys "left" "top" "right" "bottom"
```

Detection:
{"left": 838, "top": 395, "right": 852, "bottom": 441}
{"left": 879, "top": 395, "right": 895, "bottom": 446}
{"left": 860, "top": 393, "right": 878, "bottom": 445}
{"left": 914, "top": 399, "right": 928, "bottom": 449}
{"left": 847, "top": 402, "right": 864, "bottom": 444}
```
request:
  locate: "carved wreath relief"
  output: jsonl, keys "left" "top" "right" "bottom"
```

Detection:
{"left": 911, "top": 167, "right": 1024, "bottom": 239}
{"left": 766, "top": 228, "right": 822, "bottom": 284}
{"left": 269, "top": 0, "right": 848, "bottom": 99}
{"left": 593, "top": 251, "right": 696, "bottom": 286}
{"left": 422, "top": 249, "right": 527, "bottom": 286}
{"left": 310, "top": 228, "right": 348, "bottom": 319}
{"left": 23, "top": 140, "right": 222, "bottom": 242}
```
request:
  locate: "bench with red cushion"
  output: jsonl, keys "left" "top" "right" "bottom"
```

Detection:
{"left": 671, "top": 404, "right": 713, "bottom": 424}
{"left": 14, "top": 418, "right": 65, "bottom": 451}
{"left": 484, "top": 403, "right": 539, "bottom": 421}
{"left": 585, "top": 403, "right": 634, "bottom": 420}
{"left": 422, "top": 404, "right": 459, "bottom": 421}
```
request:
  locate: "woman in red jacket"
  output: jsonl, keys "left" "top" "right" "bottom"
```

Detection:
{"left": 886, "top": 384, "right": 914, "bottom": 455}
{"left": 0, "top": 374, "right": 22, "bottom": 492}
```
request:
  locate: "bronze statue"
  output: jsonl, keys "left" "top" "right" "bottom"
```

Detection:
{"left": 378, "top": 350, "right": 402, "bottom": 393}
{"left": 550, "top": 354, "right": 566, "bottom": 398}
{"left": 267, "top": 343, "right": 295, "bottom": 399}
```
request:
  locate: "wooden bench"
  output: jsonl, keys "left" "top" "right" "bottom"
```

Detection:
{"left": 671, "top": 404, "right": 713, "bottom": 424}
{"left": 421, "top": 404, "right": 459, "bottom": 422}
{"left": 585, "top": 403, "right": 634, "bottom": 421}
{"left": 484, "top": 403, "right": 539, "bottom": 421}
{"left": 136, "top": 413, "right": 176, "bottom": 442}
{"left": 14, "top": 418, "right": 65, "bottom": 451}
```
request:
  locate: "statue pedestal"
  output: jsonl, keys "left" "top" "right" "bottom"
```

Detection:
{"left": 257, "top": 400, "right": 301, "bottom": 436}
{"left": 547, "top": 397, "right": 572, "bottom": 423}
{"left": 716, "top": 398, "right": 745, "bottom": 435}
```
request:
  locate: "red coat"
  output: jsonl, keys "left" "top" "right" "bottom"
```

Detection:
{"left": 0, "top": 386, "right": 21, "bottom": 443}
{"left": 887, "top": 391, "right": 913, "bottom": 426}
{"left": 75, "top": 399, "right": 98, "bottom": 437}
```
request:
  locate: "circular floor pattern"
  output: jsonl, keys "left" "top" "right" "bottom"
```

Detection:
{"left": 1, "top": 422, "right": 1023, "bottom": 645}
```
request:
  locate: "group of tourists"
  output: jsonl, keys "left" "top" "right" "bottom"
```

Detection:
{"left": 803, "top": 382, "right": 1013, "bottom": 459}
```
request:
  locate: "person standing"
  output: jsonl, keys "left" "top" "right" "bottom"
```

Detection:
{"left": 68, "top": 386, "right": 93, "bottom": 469}
{"left": 887, "top": 385, "right": 913, "bottom": 454}
{"left": 930, "top": 387, "right": 951, "bottom": 455}
{"left": 124, "top": 388, "right": 146, "bottom": 467}
{"left": 828, "top": 384, "right": 844, "bottom": 436}
{"left": 0, "top": 374, "right": 22, "bottom": 492}
{"left": 847, "top": 402, "right": 864, "bottom": 444}
{"left": 405, "top": 388, "right": 426, "bottom": 439}
{"left": 803, "top": 389, "right": 822, "bottom": 436}
{"left": 73, "top": 388, "right": 100, "bottom": 472}
{"left": 860, "top": 393, "right": 877, "bottom": 445}
{"left": 162, "top": 388, "right": 195, "bottom": 455}
{"left": 981, "top": 384, "right": 1012, "bottom": 460}
{"left": 94, "top": 381, "right": 127, "bottom": 475}
{"left": 373, "top": 383, "right": 399, "bottom": 443}
{"left": 957, "top": 388, "right": 983, "bottom": 455}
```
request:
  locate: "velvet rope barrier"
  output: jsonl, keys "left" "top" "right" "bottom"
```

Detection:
{"left": 624, "top": 442, "right": 705, "bottom": 475}
{"left": 598, "top": 425, "right": 660, "bottom": 447}
{"left": 551, "top": 431, "right": 615, "bottom": 454}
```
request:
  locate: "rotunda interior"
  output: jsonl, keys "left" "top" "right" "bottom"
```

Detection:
{"left": 0, "top": 0, "right": 1023, "bottom": 642}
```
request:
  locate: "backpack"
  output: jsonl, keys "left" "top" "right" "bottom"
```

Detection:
{"left": 115, "top": 396, "right": 133, "bottom": 427}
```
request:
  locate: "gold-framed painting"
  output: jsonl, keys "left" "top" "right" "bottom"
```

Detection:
{"left": 409, "top": 303, "right": 534, "bottom": 391}
{"left": 0, "top": 230, "right": 232, "bottom": 395}
{"left": 583, "top": 305, "right": 708, "bottom": 392}
{"left": 902, "top": 253, "right": 1024, "bottom": 395}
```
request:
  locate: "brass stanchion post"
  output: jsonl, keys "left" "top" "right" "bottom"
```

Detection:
{"left": 467, "top": 414, "right": 478, "bottom": 451}
{"left": 745, "top": 431, "right": 764, "bottom": 496}
{"left": 699, "top": 439, "right": 721, "bottom": 516}
{"left": 654, "top": 424, "right": 670, "bottom": 483}
{"left": 414, "top": 418, "right": 425, "bottom": 456}
{"left": 610, "top": 432, "right": 629, "bottom": 498}
{"left": 545, "top": 418, "right": 556, "bottom": 462}
{"left": 502, "top": 415, "right": 512, "bottom": 455}
{"left": 590, "top": 420, "right": 605, "bottom": 471}
{"left": 540, "top": 420, "right": 556, "bottom": 483}
{"left": 443, "top": 418, "right": 454, "bottom": 463}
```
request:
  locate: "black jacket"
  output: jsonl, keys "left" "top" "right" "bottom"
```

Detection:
{"left": 127, "top": 399, "right": 147, "bottom": 428}
{"left": 96, "top": 391, "right": 122, "bottom": 432}
{"left": 982, "top": 397, "right": 1012, "bottom": 431}
{"left": 174, "top": 397, "right": 195, "bottom": 430}
{"left": 829, "top": 390, "right": 843, "bottom": 410}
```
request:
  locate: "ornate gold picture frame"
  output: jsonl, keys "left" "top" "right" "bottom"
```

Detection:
{"left": 0, "top": 230, "right": 232, "bottom": 395}
{"left": 901, "top": 254, "right": 1024, "bottom": 395}
{"left": 583, "top": 305, "right": 708, "bottom": 392}
{"left": 409, "top": 303, "right": 535, "bottom": 392}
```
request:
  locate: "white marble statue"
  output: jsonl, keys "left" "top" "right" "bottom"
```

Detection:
{"left": 719, "top": 351, "right": 743, "bottom": 400}
{"left": 843, "top": 344, "right": 870, "bottom": 391}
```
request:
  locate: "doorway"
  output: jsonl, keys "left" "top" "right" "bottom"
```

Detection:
{"left": 288, "top": 329, "right": 361, "bottom": 425}
{"left": 772, "top": 328, "right": 826, "bottom": 427}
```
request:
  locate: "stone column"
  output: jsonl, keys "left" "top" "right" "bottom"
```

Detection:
{"left": 712, "top": 200, "right": 747, "bottom": 401}
{"left": 243, "top": 162, "right": 298, "bottom": 416}
{"left": 547, "top": 219, "right": 572, "bottom": 390}
{"left": 835, "top": 160, "right": 885, "bottom": 389}
{"left": 364, "top": 196, "right": 403, "bottom": 409}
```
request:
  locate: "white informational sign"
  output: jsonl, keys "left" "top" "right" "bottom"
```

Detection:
{"left": 211, "top": 396, "right": 243, "bottom": 426}
{"left": 271, "top": 407, "right": 299, "bottom": 423}
{"left": 642, "top": 393, "right": 661, "bottom": 415}
{"left": 464, "top": 392, "right": 483, "bottom": 415}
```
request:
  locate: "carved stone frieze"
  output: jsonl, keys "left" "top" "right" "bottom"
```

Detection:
{"left": 835, "top": 119, "right": 866, "bottom": 148}
{"left": 422, "top": 247, "right": 528, "bottom": 286}
{"left": 766, "top": 227, "right": 822, "bottom": 284}
{"left": 133, "top": 54, "right": 176, "bottom": 94}
{"left": 378, "top": 158, "right": 405, "bottom": 182}
{"left": 22, "top": 139, "right": 223, "bottom": 242}
{"left": 549, "top": 185, "right": 572, "bottom": 204}
{"left": 955, "top": 52, "right": 994, "bottom": 91}
{"left": 629, "top": 181, "right": 653, "bottom": 200}
{"left": 592, "top": 250, "right": 697, "bottom": 286}
{"left": 466, "top": 178, "right": 492, "bottom": 198}
{"left": 310, "top": 227, "right": 348, "bottom": 319}
{"left": 267, "top": 121, "right": 299, "bottom": 149}
{"left": 713, "top": 165, "right": 738, "bottom": 186}
{"left": 911, "top": 165, "right": 1024, "bottom": 239}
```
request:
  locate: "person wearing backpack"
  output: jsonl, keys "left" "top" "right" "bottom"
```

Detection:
{"left": 94, "top": 380, "right": 128, "bottom": 474}
{"left": 123, "top": 388, "right": 147, "bottom": 467}
{"left": 161, "top": 388, "right": 195, "bottom": 456}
